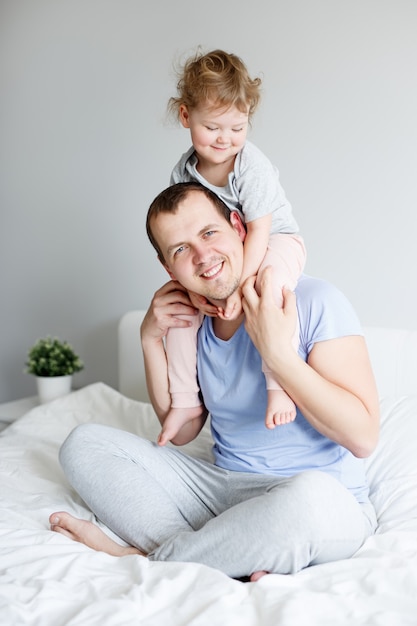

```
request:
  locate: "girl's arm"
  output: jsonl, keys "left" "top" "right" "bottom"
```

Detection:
{"left": 222, "top": 214, "right": 271, "bottom": 320}
{"left": 140, "top": 281, "right": 208, "bottom": 442}
{"left": 241, "top": 214, "right": 272, "bottom": 282}
{"left": 242, "top": 267, "right": 380, "bottom": 458}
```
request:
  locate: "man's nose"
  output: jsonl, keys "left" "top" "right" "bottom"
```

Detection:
{"left": 192, "top": 243, "right": 210, "bottom": 263}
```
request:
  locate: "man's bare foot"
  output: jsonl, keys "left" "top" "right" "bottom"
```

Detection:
{"left": 250, "top": 570, "right": 270, "bottom": 582}
{"left": 158, "top": 405, "right": 204, "bottom": 446}
{"left": 265, "top": 389, "right": 296, "bottom": 429}
{"left": 49, "top": 511, "right": 146, "bottom": 557}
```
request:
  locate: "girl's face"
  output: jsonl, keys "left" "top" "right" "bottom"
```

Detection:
{"left": 179, "top": 103, "right": 249, "bottom": 169}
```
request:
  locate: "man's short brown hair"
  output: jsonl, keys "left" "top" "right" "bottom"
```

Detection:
{"left": 146, "top": 182, "right": 233, "bottom": 263}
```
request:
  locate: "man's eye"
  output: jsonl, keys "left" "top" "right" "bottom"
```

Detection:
{"left": 173, "top": 246, "right": 185, "bottom": 256}
{"left": 204, "top": 230, "right": 215, "bottom": 238}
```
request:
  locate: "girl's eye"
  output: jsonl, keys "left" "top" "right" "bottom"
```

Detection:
{"left": 232, "top": 128, "right": 243, "bottom": 133}
{"left": 206, "top": 126, "right": 218, "bottom": 131}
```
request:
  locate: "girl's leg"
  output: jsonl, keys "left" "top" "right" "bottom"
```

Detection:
{"left": 166, "top": 313, "right": 204, "bottom": 409}
{"left": 255, "top": 234, "right": 306, "bottom": 428}
{"left": 159, "top": 312, "right": 205, "bottom": 445}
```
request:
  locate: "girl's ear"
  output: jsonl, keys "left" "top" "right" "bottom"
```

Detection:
{"left": 179, "top": 104, "right": 191, "bottom": 128}
{"left": 229, "top": 211, "right": 247, "bottom": 242}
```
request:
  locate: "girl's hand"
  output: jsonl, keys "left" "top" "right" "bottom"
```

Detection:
{"left": 188, "top": 290, "right": 221, "bottom": 317}
{"left": 218, "top": 289, "right": 243, "bottom": 321}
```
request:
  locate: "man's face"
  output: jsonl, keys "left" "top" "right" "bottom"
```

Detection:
{"left": 151, "top": 191, "right": 246, "bottom": 303}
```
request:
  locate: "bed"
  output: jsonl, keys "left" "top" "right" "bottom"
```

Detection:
{"left": 1, "top": 312, "right": 417, "bottom": 626}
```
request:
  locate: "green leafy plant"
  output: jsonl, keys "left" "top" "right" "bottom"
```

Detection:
{"left": 25, "top": 337, "right": 84, "bottom": 377}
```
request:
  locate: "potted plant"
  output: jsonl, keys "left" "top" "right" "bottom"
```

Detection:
{"left": 25, "top": 336, "right": 84, "bottom": 404}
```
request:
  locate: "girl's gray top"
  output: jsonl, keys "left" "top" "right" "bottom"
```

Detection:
{"left": 170, "top": 141, "right": 299, "bottom": 235}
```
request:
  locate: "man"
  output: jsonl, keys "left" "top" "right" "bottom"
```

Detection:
{"left": 50, "top": 182, "right": 379, "bottom": 581}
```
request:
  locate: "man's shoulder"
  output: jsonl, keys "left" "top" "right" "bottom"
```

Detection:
{"left": 295, "top": 274, "right": 356, "bottom": 320}
{"left": 295, "top": 274, "right": 361, "bottom": 340}
{"left": 295, "top": 274, "right": 340, "bottom": 299}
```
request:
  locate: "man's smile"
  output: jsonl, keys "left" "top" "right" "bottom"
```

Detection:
{"left": 200, "top": 262, "right": 223, "bottom": 279}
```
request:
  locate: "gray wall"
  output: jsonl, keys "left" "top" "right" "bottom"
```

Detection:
{"left": 1, "top": 0, "right": 416, "bottom": 403}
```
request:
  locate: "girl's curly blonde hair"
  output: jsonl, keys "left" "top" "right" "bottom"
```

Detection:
{"left": 168, "top": 49, "right": 262, "bottom": 121}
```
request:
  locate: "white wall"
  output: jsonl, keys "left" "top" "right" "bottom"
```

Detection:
{"left": 1, "top": 0, "right": 416, "bottom": 402}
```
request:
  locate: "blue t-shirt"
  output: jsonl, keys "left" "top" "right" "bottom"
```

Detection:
{"left": 197, "top": 275, "right": 370, "bottom": 503}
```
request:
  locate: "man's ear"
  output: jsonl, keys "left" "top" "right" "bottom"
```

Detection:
{"left": 179, "top": 104, "right": 190, "bottom": 129}
{"left": 229, "top": 211, "right": 247, "bottom": 242}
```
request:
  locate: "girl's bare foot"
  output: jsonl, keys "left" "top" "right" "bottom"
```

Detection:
{"left": 49, "top": 511, "right": 146, "bottom": 557}
{"left": 158, "top": 405, "right": 204, "bottom": 446}
{"left": 265, "top": 389, "right": 296, "bottom": 429}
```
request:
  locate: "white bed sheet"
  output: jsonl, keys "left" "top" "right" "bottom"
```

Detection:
{"left": 1, "top": 382, "right": 417, "bottom": 625}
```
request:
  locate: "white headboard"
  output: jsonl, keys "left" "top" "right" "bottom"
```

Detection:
{"left": 118, "top": 311, "right": 149, "bottom": 402}
{"left": 118, "top": 311, "right": 417, "bottom": 402}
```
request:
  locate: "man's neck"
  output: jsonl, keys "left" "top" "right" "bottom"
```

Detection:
{"left": 212, "top": 314, "right": 245, "bottom": 341}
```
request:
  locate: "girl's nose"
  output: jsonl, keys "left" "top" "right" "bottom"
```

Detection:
{"left": 216, "top": 131, "right": 228, "bottom": 144}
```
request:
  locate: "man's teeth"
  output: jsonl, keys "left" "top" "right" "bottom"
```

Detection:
{"left": 202, "top": 263, "right": 222, "bottom": 278}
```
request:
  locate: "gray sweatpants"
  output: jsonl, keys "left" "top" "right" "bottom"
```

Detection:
{"left": 59, "top": 423, "right": 377, "bottom": 578}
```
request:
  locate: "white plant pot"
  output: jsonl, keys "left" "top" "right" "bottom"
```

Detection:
{"left": 36, "top": 375, "right": 73, "bottom": 404}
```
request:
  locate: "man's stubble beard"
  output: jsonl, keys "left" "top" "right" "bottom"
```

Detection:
{"left": 202, "top": 275, "right": 240, "bottom": 304}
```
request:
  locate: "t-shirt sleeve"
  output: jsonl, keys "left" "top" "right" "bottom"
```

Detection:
{"left": 234, "top": 143, "right": 288, "bottom": 222}
{"left": 296, "top": 276, "right": 363, "bottom": 357}
{"left": 170, "top": 147, "right": 195, "bottom": 185}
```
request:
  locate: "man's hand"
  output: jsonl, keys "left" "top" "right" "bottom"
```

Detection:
{"left": 241, "top": 266, "right": 297, "bottom": 369}
{"left": 140, "top": 280, "right": 199, "bottom": 344}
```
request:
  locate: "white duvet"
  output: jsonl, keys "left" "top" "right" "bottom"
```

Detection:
{"left": 1, "top": 383, "right": 417, "bottom": 625}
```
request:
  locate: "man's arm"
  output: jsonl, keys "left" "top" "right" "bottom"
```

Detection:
{"left": 140, "top": 281, "right": 208, "bottom": 444}
{"left": 242, "top": 267, "right": 380, "bottom": 458}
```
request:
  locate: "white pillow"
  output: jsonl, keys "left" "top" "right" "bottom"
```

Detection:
{"left": 365, "top": 395, "right": 417, "bottom": 529}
